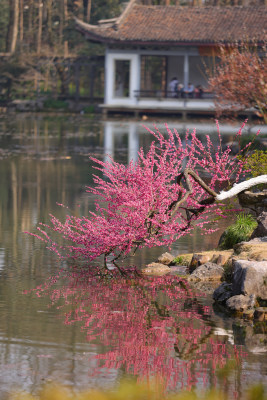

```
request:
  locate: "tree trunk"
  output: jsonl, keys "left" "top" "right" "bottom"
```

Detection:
{"left": 86, "top": 0, "right": 91, "bottom": 22}
{"left": 64, "top": 0, "right": 68, "bottom": 20}
{"left": 47, "top": 0, "right": 53, "bottom": 46}
{"left": 76, "top": 0, "right": 84, "bottom": 20}
{"left": 19, "top": 0, "right": 23, "bottom": 42}
{"left": 37, "top": 0, "right": 43, "bottom": 54}
{"left": 55, "top": 61, "right": 69, "bottom": 96}
{"left": 59, "top": 0, "right": 64, "bottom": 48}
{"left": 27, "top": 0, "right": 33, "bottom": 50}
{"left": 6, "top": 0, "right": 19, "bottom": 53}
{"left": 174, "top": 169, "right": 267, "bottom": 221}
{"left": 63, "top": 0, "right": 68, "bottom": 55}
{"left": 216, "top": 176, "right": 267, "bottom": 201}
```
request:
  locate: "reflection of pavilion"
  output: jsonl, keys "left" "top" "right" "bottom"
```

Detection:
{"left": 103, "top": 121, "right": 266, "bottom": 163}
{"left": 104, "top": 121, "right": 139, "bottom": 164}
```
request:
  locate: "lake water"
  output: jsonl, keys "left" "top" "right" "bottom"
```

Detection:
{"left": 0, "top": 113, "right": 266, "bottom": 399}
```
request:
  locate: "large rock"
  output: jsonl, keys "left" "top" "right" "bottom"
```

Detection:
{"left": 189, "top": 253, "right": 212, "bottom": 272}
{"left": 158, "top": 252, "right": 175, "bottom": 265}
{"left": 254, "top": 307, "right": 267, "bottom": 321}
{"left": 238, "top": 189, "right": 267, "bottom": 216}
{"left": 226, "top": 294, "right": 256, "bottom": 311}
{"left": 169, "top": 265, "right": 188, "bottom": 275}
{"left": 213, "top": 282, "right": 233, "bottom": 303}
{"left": 189, "top": 250, "right": 233, "bottom": 273}
{"left": 251, "top": 212, "right": 267, "bottom": 239}
{"left": 141, "top": 262, "right": 171, "bottom": 276}
{"left": 214, "top": 252, "right": 233, "bottom": 266}
{"left": 188, "top": 262, "right": 224, "bottom": 282}
{"left": 234, "top": 237, "right": 267, "bottom": 261}
{"left": 232, "top": 259, "right": 267, "bottom": 300}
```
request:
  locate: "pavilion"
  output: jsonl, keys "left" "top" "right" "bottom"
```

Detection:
{"left": 76, "top": 0, "right": 266, "bottom": 116}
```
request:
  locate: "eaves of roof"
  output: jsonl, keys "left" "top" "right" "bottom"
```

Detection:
{"left": 75, "top": 4, "right": 267, "bottom": 46}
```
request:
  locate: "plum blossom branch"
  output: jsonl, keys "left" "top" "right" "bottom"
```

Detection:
{"left": 27, "top": 123, "right": 258, "bottom": 272}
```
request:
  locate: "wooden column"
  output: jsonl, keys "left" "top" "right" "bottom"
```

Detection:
{"left": 184, "top": 54, "right": 189, "bottom": 89}
{"left": 75, "top": 62, "right": 80, "bottom": 103}
{"left": 89, "top": 63, "right": 95, "bottom": 102}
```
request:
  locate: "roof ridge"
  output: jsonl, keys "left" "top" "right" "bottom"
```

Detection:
{"left": 74, "top": 17, "right": 99, "bottom": 31}
{"left": 74, "top": 1, "right": 138, "bottom": 31}
{"left": 115, "top": 0, "right": 138, "bottom": 27}
{"left": 129, "top": 4, "right": 266, "bottom": 9}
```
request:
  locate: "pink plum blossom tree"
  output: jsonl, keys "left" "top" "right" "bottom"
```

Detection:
{"left": 29, "top": 122, "right": 258, "bottom": 271}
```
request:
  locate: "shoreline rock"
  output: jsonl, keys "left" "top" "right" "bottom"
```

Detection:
{"left": 141, "top": 262, "right": 171, "bottom": 276}
{"left": 189, "top": 250, "right": 233, "bottom": 273}
{"left": 144, "top": 236, "right": 267, "bottom": 322}
{"left": 232, "top": 259, "right": 267, "bottom": 299}
{"left": 213, "top": 282, "right": 233, "bottom": 303}
{"left": 188, "top": 262, "right": 224, "bottom": 282}
{"left": 157, "top": 252, "right": 175, "bottom": 266}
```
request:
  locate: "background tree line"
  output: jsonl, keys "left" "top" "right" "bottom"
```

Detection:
{"left": 1, "top": 0, "right": 125, "bottom": 56}
{"left": 0, "top": 0, "right": 126, "bottom": 101}
{"left": 0, "top": 0, "right": 265, "bottom": 103}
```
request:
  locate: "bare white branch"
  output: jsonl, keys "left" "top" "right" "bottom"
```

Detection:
{"left": 216, "top": 175, "right": 267, "bottom": 201}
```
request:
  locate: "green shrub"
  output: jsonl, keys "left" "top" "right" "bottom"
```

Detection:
{"left": 172, "top": 254, "right": 192, "bottom": 266}
{"left": 43, "top": 98, "right": 69, "bottom": 110}
{"left": 83, "top": 105, "right": 95, "bottom": 114}
{"left": 219, "top": 213, "right": 257, "bottom": 250}
{"left": 243, "top": 150, "right": 267, "bottom": 178}
{"left": 172, "top": 256, "right": 185, "bottom": 265}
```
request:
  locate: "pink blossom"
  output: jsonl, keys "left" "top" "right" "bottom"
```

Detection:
{"left": 27, "top": 123, "right": 254, "bottom": 269}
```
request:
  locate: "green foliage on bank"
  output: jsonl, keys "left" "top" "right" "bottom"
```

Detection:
{"left": 43, "top": 99, "right": 69, "bottom": 110}
{"left": 9, "top": 381, "right": 267, "bottom": 400}
{"left": 219, "top": 213, "right": 257, "bottom": 250}
{"left": 244, "top": 150, "right": 267, "bottom": 177}
{"left": 83, "top": 105, "right": 95, "bottom": 114}
{"left": 173, "top": 255, "right": 185, "bottom": 265}
{"left": 172, "top": 254, "right": 192, "bottom": 266}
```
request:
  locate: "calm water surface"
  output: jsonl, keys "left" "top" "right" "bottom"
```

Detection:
{"left": 0, "top": 113, "right": 266, "bottom": 398}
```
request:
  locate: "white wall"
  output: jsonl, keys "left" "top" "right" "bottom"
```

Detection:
{"left": 105, "top": 49, "right": 140, "bottom": 106}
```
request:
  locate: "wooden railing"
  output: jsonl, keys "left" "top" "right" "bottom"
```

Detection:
{"left": 134, "top": 90, "right": 215, "bottom": 100}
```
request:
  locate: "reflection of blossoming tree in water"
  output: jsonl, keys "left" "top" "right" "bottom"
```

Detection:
{"left": 32, "top": 269, "right": 245, "bottom": 391}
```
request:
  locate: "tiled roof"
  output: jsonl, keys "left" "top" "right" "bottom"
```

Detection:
{"left": 76, "top": 3, "right": 267, "bottom": 45}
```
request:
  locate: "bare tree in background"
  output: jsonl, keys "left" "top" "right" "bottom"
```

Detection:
{"left": 86, "top": 0, "right": 92, "bottom": 22}
{"left": 6, "top": 0, "right": 19, "bottom": 53}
